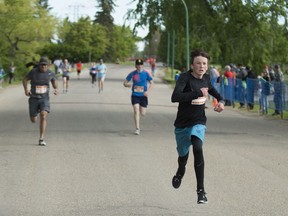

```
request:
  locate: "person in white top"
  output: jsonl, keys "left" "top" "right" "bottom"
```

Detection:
{"left": 96, "top": 58, "right": 107, "bottom": 93}
{"left": 61, "top": 59, "right": 71, "bottom": 93}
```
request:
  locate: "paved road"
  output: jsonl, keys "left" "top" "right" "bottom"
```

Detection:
{"left": 0, "top": 64, "right": 288, "bottom": 216}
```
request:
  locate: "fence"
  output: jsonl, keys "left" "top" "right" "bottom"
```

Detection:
{"left": 215, "top": 77, "right": 287, "bottom": 116}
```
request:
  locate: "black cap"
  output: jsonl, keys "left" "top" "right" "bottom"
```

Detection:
{"left": 135, "top": 58, "right": 144, "bottom": 65}
{"left": 39, "top": 57, "right": 49, "bottom": 65}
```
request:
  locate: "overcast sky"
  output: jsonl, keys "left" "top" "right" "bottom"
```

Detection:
{"left": 48, "top": 0, "right": 147, "bottom": 50}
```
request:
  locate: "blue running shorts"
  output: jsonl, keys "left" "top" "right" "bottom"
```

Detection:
{"left": 174, "top": 124, "right": 207, "bottom": 157}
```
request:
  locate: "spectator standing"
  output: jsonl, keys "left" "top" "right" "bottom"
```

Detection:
{"left": 8, "top": 63, "right": 16, "bottom": 84}
{"left": 269, "top": 66, "right": 275, "bottom": 81}
{"left": 174, "top": 71, "right": 180, "bottom": 81}
{"left": 208, "top": 65, "right": 220, "bottom": 89}
{"left": 53, "top": 58, "right": 62, "bottom": 74}
{"left": 235, "top": 65, "right": 247, "bottom": 108}
{"left": 272, "top": 64, "right": 284, "bottom": 115}
{"left": 259, "top": 67, "right": 271, "bottom": 114}
{"left": 245, "top": 66, "right": 257, "bottom": 110}
{"left": 0, "top": 66, "right": 5, "bottom": 88}
{"left": 223, "top": 65, "right": 234, "bottom": 106}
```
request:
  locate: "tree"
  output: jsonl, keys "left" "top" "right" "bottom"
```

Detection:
{"left": 93, "top": 0, "right": 115, "bottom": 31}
{"left": 0, "top": 0, "right": 57, "bottom": 77}
{"left": 109, "top": 25, "right": 138, "bottom": 62}
{"left": 129, "top": 0, "right": 288, "bottom": 73}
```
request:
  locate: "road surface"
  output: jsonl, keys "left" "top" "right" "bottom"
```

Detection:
{"left": 0, "top": 63, "right": 288, "bottom": 216}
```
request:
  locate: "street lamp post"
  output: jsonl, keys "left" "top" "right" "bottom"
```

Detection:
{"left": 181, "top": 0, "right": 190, "bottom": 70}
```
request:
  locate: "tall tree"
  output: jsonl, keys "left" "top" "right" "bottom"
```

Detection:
{"left": 93, "top": 0, "right": 116, "bottom": 61}
{"left": 36, "top": 0, "right": 51, "bottom": 10}
{"left": 93, "top": 0, "right": 115, "bottom": 30}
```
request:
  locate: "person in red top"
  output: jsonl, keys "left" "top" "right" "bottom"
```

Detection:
{"left": 224, "top": 65, "right": 234, "bottom": 78}
{"left": 76, "top": 60, "right": 82, "bottom": 80}
{"left": 223, "top": 65, "right": 235, "bottom": 106}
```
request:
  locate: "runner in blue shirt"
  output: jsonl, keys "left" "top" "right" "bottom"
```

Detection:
{"left": 123, "top": 59, "right": 154, "bottom": 135}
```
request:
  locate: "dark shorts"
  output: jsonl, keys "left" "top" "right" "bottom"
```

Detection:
{"left": 29, "top": 97, "right": 50, "bottom": 117}
{"left": 131, "top": 95, "right": 148, "bottom": 107}
{"left": 62, "top": 75, "right": 70, "bottom": 80}
{"left": 77, "top": 70, "right": 81, "bottom": 73}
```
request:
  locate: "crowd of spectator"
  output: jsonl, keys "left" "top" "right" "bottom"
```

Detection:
{"left": 207, "top": 63, "right": 286, "bottom": 115}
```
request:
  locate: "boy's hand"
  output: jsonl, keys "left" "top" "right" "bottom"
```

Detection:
{"left": 214, "top": 102, "right": 224, "bottom": 112}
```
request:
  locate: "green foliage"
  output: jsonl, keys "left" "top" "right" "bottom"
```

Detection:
{"left": 0, "top": 0, "right": 57, "bottom": 78}
{"left": 0, "top": 0, "right": 140, "bottom": 80}
{"left": 109, "top": 26, "right": 138, "bottom": 62}
{"left": 131, "top": 0, "right": 288, "bottom": 74}
{"left": 93, "top": 0, "right": 115, "bottom": 31}
{"left": 41, "top": 17, "right": 137, "bottom": 63}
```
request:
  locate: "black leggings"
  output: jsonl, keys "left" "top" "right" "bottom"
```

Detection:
{"left": 91, "top": 74, "right": 97, "bottom": 84}
{"left": 192, "top": 135, "right": 204, "bottom": 190}
{"left": 177, "top": 135, "right": 204, "bottom": 190}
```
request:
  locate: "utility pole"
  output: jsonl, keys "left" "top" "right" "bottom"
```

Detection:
{"left": 181, "top": 0, "right": 190, "bottom": 70}
{"left": 69, "top": 4, "right": 85, "bottom": 22}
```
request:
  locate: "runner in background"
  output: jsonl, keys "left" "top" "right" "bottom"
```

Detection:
{"left": 61, "top": 59, "right": 71, "bottom": 93}
{"left": 96, "top": 58, "right": 107, "bottom": 93}
{"left": 76, "top": 60, "right": 82, "bottom": 80}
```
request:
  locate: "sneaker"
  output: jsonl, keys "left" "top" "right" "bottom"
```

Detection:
{"left": 272, "top": 111, "right": 280, "bottom": 116}
{"left": 134, "top": 128, "right": 140, "bottom": 135}
{"left": 172, "top": 174, "right": 183, "bottom": 189}
{"left": 39, "top": 139, "right": 46, "bottom": 146}
{"left": 197, "top": 189, "right": 208, "bottom": 204}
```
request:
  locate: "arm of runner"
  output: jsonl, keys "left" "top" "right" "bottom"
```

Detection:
{"left": 144, "top": 80, "right": 154, "bottom": 97}
{"left": 22, "top": 78, "right": 31, "bottom": 96}
{"left": 214, "top": 101, "right": 225, "bottom": 113}
{"left": 123, "top": 80, "right": 132, "bottom": 88}
{"left": 51, "top": 79, "right": 58, "bottom": 95}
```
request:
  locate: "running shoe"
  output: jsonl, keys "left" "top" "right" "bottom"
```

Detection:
{"left": 197, "top": 189, "right": 208, "bottom": 204}
{"left": 134, "top": 128, "right": 140, "bottom": 135}
{"left": 172, "top": 174, "right": 183, "bottom": 189}
{"left": 39, "top": 139, "right": 46, "bottom": 146}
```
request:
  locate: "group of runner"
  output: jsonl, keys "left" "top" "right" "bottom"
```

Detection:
{"left": 22, "top": 49, "right": 225, "bottom": 204}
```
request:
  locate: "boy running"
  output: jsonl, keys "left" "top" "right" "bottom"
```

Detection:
{"left": 171, "top": 49, "right": 225, "bottom": 204}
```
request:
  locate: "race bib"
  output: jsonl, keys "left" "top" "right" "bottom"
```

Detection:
{"left": 35, "top": 85, "right": 48, "bottom": 94}
{"left": 134, "top": 85, "right": 144, "bottom": 93}
{"left": 191, "top": 97, "right": 207, "bottom": 105}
